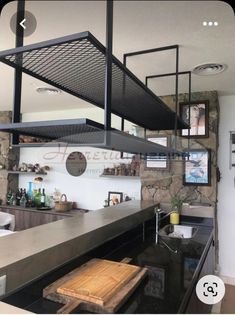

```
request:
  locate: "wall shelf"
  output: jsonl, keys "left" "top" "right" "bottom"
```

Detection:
{"left": 0, "top": 31, "right": 187, "bottom": 131}
{"left": 100, "top": 175, "right": 140, "bottom": 179}
{"left": 7, "top": 171, "right": 47, "bottom": 175}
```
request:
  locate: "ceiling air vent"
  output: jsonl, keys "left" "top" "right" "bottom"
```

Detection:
{"left": 36, "top": 87, "right": 61, "bottom": 95}
{"left": 192, "top": 63, "right": 227, "bottom": 76}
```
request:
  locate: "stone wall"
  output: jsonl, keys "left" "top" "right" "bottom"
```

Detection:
{"left": 0, "top": 111, "right": 19, "bottom": 203}
{"left": 141, "top": 91, "right": 219, "bottom": 207}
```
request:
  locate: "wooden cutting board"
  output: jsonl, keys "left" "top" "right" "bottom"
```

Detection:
{"left": 57, "top": 259, "right": 140, "bottom": 306}
{"left": 43, "top": 258, "right": 148, "bottom": 314}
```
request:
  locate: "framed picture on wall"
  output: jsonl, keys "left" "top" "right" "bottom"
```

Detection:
{"left": 145, "top": 136, "right": 170, "bottom": 170}
{"left": 108, "top": 191, "right": 123, "bottom": 206}
{"left": 183, "top": 149, "right": 211, "bottom": 186}
{"left": 180, "top": 101, "right": 209, "bottom": 138}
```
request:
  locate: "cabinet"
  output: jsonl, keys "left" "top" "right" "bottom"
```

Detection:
{"left": 185, "top": 238, "right": 215, "bottom": 314}
{"left": 0, "top": 207, "right": 71, "bottom": 231}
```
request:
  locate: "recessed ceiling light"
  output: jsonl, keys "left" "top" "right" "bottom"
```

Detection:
{"left": 192, "top": 63, "right": 227, "bottom": 76}
{"left": 36, "top": 87, "right": 62, "bottom": 95}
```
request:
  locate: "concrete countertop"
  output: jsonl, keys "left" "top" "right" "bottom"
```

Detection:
{"left": 0, "top": 205, "right": 87, "bottom": 216}
{"left": 0, "top": 200, "right": 156, "bottom": 294}
{"left": 0, "top": 302, "right": 33, "bottom": 314}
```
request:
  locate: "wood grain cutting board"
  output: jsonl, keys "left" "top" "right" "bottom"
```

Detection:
{"left": 43, "top": 258, "right": 148, "bottom": 314}
{"left": 57, "top": 259, "right": 140, "bottom": 306}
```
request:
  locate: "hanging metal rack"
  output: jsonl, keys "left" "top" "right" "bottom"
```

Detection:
{"left": 0, "top": 0, "right": 189, "bottom": 155}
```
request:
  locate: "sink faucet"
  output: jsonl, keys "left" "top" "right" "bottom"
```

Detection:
{"left": 155, "top": 208, "right": 175, "bottom": 243}
{"left": 154, "top": 207, "right": 178, "bottom": 254}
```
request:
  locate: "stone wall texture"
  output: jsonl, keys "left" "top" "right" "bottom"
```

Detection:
{"left": 0, "top": 111, "right": 19, "bottom": 203}
{"left": 141, "top": 91, "right": 219, "bottom": 207}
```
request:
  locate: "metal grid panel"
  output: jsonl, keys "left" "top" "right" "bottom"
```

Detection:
{"left": 0, "top": 32, "right": 187, "bottom": 130}
{"left": 0, "top": 119, "right": 175, "bottom": 155}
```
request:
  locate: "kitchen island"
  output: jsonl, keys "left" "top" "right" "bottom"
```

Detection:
{"left": 2, "top": 213, "right": 214, "bottom": 314}
{"left": 0, "top": 200, "right": 156, "bottom": 294}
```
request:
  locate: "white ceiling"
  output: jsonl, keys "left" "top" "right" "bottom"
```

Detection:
{"left": 0, "top": 0, "right": 234, "bottom": 113}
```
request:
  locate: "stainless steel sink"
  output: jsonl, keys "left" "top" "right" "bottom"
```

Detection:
{"left": 158, "top": 224, "right": 198, "bottom": 240}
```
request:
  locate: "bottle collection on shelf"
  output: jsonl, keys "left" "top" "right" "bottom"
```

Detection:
{"left": 6, "top": 187, "right": 48, "bottom": 208}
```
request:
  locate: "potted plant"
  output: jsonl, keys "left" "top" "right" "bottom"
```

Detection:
{"left": 170, "top": 195, "right": 184, "bottom": 213}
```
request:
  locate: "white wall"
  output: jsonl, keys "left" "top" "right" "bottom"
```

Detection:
{"left": 18, "top": 109, "right": 141, "bottom": 210}
{"left": 218, "top": 95, "right": 235, "bottom": 278}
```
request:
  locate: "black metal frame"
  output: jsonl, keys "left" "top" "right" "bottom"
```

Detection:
{"left": 146, "top": 70, "right": 192, "bottom": 150}
{"left": 104, "top": 0, "right": 113, "bottom": 146}
{"left": 12, "top": 0, "right": 25, "bottom": 145}
{"left": 121, "top": 45, "right": 179, "bottom": 135}
{"left": 0, "top": 32, "right": 188, "bottom": 132}
{"left": 0, "top": 119, "right": 179, "bottom": 155}
{"left": 3, "top": 0, "right": 188, "bottom": 154}
{"left": 120, "top": 45, "right": 185, "bottom": 157}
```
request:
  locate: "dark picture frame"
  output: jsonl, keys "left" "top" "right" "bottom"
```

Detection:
{"left": 145, "top": 136, "right": 170, "bottom": 170}
{"left": 180, "top": 100, "right": 209, "bottom": 138}
{"left": 183, "top": 149, "right": 211, "bottom": 186}
{"left": 108, "top": 191, "right": 123, "bottom": 206}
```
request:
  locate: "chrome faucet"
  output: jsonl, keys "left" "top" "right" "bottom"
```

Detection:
{"left": 155, "top": 208, "right": 175, "bottom": 243}
{"left": 154, "top": 207, "right": 178, "bottom": 254}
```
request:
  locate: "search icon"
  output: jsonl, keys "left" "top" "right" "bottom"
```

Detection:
{"left": 196, "top": 275, "right": 224, "bottom": 304}
{"left": 207, "top": 286, "right": 214, "bottom": 294}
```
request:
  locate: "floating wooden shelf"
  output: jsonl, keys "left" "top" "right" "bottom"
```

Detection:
{"left": 100, "top": 175, "right": 140, "bottom": 179}
{"left": 7, "top": 171, "right": 47, "bottom": 175}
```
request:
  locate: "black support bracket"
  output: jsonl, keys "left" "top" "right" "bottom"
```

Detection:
{"left": 121, "top": 44, "right": 180, "bottom": 156}
{"left": 146, "top": 70, "right": 192, "bottom": 150}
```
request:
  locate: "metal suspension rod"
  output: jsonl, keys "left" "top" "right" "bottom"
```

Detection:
{"left": 12, "top": 0, "right": 25, "bottom": 145}
{"left": 146, "top": 70, "right": 190, "bottom": 82}
{"left": 121, "top": 54, "right": 127, "bottom": 133}
{"left": 104, "top": 0, "right": 113, "bottom": 132}
{"left": 188, "top": 71, "right": 192, "bottom": 151}
{"left": 124, "top": 44, "right": 178, "bottom": 58}
{"left": 120, "top": 55, "right": 126, "bottom": 158}
{"left": 174, "top": 46, "right": 179, "bottom": 148}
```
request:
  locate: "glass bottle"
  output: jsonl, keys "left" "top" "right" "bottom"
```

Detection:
{"left": 9, "top": 193, "right": 16, "bottom": 206}
{"left": 40, "top": 188, "right": 46, "bottom": 207}
{"left": 27, "top": 182, "right": 34, "bottom": 200}
{"left": 34, "top": 188, "right": 42, "bottom": 207}
{"left": 20, "top": 192, "right": 27, "bottom": 208}
{"left": 16, "top": 189, "right": 21, "bottom": 206}
{"left": 6, "top": 190, "right": 12, "bottom": 205}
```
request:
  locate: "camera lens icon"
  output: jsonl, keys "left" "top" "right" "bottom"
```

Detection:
{"left": 196, "top": 275, "right": 225, "bottom": 305}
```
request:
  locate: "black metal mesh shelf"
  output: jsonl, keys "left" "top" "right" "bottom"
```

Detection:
{"left": 0, "top": 31, "right": 187, "bottom": 131}
{"left": 0, "top": 119, "right": 176, "bottom": 155}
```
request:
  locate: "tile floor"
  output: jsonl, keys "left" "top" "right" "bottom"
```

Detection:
{"left": 220, "top": 284, "right": 235, "bottom": 313}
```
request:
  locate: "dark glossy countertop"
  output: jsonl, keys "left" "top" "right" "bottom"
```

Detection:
{"left": 2, "top": 215, "right": 213, "bottom": 314}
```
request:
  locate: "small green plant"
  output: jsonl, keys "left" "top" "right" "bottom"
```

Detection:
{"left": 170, "top": 195, "right": 184, "bottom": 212}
